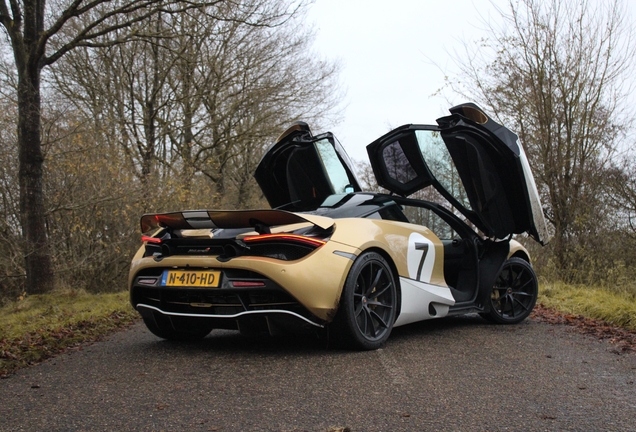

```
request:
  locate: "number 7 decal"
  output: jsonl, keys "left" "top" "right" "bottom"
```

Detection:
{"left": 407, "top": 233, "right": 435, "bottom": 283}
{"left": 414, "top": 242, "right": 429, "bottom": 281}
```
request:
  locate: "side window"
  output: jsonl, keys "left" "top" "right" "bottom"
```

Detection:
{"left": 367, "top": 204, "right": 409, "bottom": 223}
{"left": 365, "top": 204, "right": 409, "bottom": 223}
{"left": 382, "top": 141, "right": 418, "bottom": 185}
{"left": 378, "top": 205, "right": 409, "bottom": 222}
{"left": 401, "top": 205, "right": 460, "bottom": 240}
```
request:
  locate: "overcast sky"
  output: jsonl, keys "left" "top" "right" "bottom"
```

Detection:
{"left": 305, "top": 0, "right": 635, "bottom": 164}
{"left": 306, "top": 0, "right": 507, "bottom": 162}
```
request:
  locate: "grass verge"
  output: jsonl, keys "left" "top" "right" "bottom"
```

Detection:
{"left": 539, "top": 282, "right": 636, "bottom": 331}
{"left": 0, "top": 290, "right": 138, "bottom": 377}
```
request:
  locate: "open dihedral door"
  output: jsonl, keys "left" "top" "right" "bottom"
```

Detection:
{"left": 254, "top": 122, "right": 362, "bottom": 212}
{"left": 366, "top": 103, "right": 549, "bottom": 245}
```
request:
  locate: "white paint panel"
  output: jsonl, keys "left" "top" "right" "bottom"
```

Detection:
{"left": 394, "top": 277, "right": 455, "bottom": 327}
{"left": 518, "top": 143, "right": 550, "bottom": 244}
{"left": 183, "top": 211, "right": 210, "bottom": 219}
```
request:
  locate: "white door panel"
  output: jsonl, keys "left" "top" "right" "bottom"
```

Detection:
{"left": 394, "top": 277, "right": 455, "bottom": 327}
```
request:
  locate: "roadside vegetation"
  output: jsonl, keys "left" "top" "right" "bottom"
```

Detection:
{"left": 0, "top": 290, "right": 136, "bottom": 377}
{"left": 539, "top": 282, "right": 636, "bottom": 331}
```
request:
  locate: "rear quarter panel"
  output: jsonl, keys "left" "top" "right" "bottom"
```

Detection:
{"left": 330, "top": 218, "right": 446, "bottom": 286}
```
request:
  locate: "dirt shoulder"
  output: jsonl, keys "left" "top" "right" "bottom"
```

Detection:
{"left": 531, "top": 303, "right": 636, "bottom": 353}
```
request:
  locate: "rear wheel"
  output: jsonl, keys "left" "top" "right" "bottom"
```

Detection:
{"left": 143, "top": 313, "right": 213, "bottom": 341}
{"left": 481, "top": 257, "right": 538, "bottom": 324}
{"left": 331, "top": 252, "right": 397, "bottom": 350}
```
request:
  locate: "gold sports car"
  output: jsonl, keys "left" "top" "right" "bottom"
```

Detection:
{"left": 129, "top": 103, "right": 549, "bottom": 350}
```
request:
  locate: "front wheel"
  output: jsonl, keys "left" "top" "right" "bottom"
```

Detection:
{"left": 481, "top": 257, "right": 538, "bottom": 324}
{"left": 331, "top": 252, "right": 397, "bottom": 350}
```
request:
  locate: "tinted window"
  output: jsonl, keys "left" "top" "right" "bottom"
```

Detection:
{"left": 381, "top": 140, "right": 418, "bottom": 185}
{"left": 365, "top": 205, "right": 409, "bottom": 223}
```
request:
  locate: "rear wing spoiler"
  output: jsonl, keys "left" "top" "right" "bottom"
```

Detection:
{"left": 140, "top": 209, "right": 334, "bottom": 234}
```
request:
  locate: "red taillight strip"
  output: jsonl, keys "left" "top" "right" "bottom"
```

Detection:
{"left": 141, "top": 235, "right": 162, "bottom": 244}
{"left": 242, "top": 233, "right": 326, "bottom": 248}
{"left": 231, "top": 281, "right": 266, "bottom": 287}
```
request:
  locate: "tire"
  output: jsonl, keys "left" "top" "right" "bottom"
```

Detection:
{"left": 331, "top": 251, "right": 397, "bottom": 350}
{"left": 481, "top": 257, "right": 538, "bottom": 324}
{"left": 143, "top": 313, "right": 213, "bottom": 341}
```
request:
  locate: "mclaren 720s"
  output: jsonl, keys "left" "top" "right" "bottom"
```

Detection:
{"left": 129, "top": 103, "right": 548, "bottom": 350}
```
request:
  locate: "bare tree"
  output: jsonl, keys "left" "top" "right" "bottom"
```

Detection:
{"left": 0, "top": 64, "right": 23, "bottom": 297}
{"left": 0, "top": 0, "right": 309, "bottom": 294}
{"left": 51, "top": 1, "right": 339, "bottom": 208}
{"left": 447, "top": 0, "right": 635, "bottom": 281}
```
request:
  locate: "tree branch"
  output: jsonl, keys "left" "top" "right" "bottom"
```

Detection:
{"left": 5, "top": 0, "right": 22, "bottom": 27}
{"left": 0, "top": 0, "right": 10, "bottom": 24}
{"left": 0, "top": 0, "right": 25, "bottom": 71}
{"left": 40, "top": 1, "right": 227, "bottom": 67}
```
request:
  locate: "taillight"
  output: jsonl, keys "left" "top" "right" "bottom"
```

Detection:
{"left": 141, "top": 235, "right": 162, "bottom": 244}
{"left": 231, "top": 281, "right": 266, "bottom": 287}
{"left": 242, "top": 233, "right": 326, "bottom": 248}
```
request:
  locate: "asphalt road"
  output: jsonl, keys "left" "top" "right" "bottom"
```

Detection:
{"left": 1, "top": 315, "right": 634, "bottom": 432}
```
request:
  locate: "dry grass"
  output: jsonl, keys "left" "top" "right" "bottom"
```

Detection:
{"left": 0, "top": 289, "right": 137, "bottom": 376}
{"left": 539, "top": 282, "right": 636, "bottom": 331}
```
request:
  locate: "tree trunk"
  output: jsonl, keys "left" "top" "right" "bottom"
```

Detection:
{"left": 17, "top": 65, "right": 54, "bottom": 294}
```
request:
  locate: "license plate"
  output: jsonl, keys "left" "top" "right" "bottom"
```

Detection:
{"left": 161, "top": 270, "right": 221, "bottom": 287}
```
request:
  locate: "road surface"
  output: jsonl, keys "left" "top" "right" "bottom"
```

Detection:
{"left": 1, "top": 315, "right": 634, "bottom": 431}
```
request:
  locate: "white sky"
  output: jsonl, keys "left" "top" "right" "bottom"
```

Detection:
{"left": 306, "top": 0, "right": 506, "bottom": 163}
{"left": 305, "top": 0, "right": 635, "bottom": 164}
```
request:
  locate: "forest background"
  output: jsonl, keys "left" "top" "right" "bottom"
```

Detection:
{"left": 0, "top": 0, "right": 635, "bottom": 303}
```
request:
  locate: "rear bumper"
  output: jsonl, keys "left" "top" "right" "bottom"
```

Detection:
{"left": 129, "top": 239, "right": 359, "bottom": 322}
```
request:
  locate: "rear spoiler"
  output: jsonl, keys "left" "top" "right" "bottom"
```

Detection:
{"left": 140, "top": 209, "right": 334, "bottom": 234}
